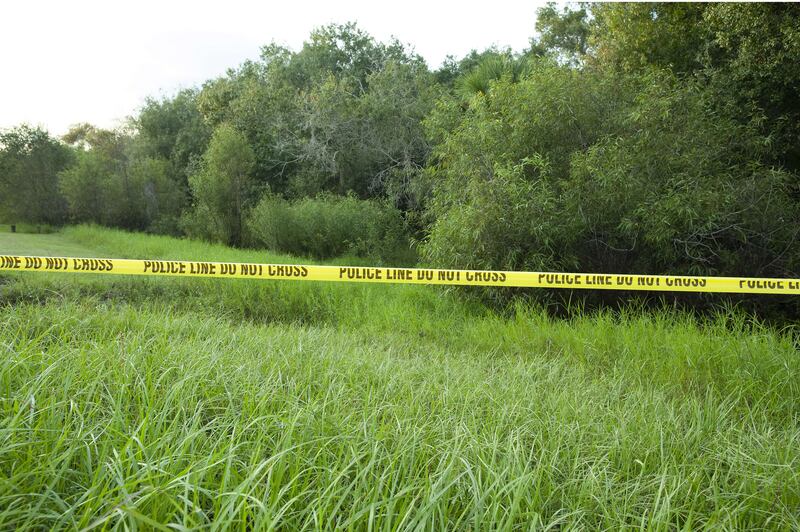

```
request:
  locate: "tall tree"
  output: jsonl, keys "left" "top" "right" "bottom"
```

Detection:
{"left": 60, "top": 124, "right": 183, "bottom": 231}
{"left": 702, "top": 3, "right": 800, "bottom": 172}
{"left": 589, "top": 3, "right": 707, "bottom": 73}
{"left": 137, "top": 89, "right": 212, "bottom": 187}
{"left": 185, "top": 124, "right": 255, "bottom": 246}
{"left": 529, "top": 2, "right": 591, "bottom": 64}
{"left": 0, "top": 125, "right": 73, "bottom": 225}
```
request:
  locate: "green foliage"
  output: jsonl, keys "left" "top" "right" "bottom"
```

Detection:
{"left": 424, "top": 64, "right": 800, "bottom": 308}
{"left": 0, "top": 125, "right": 73, "bottom": 225}
{"left": 590, "top": 3, "right": 708, "bottom": 73}
{"left": 425, "top": 60, "right": 633, "bottom": 209}
{"left": 195, "top": 22, "right": 434, "bottom": 205}
{"left": 434, "top": 47, "right": 515, "bottom": 88}
{"left": 456, "top": 54, "right": 528, "bottom": 100}
{"left": 424, "top": 156, "right": 570, "bottom": 273}
{"left": 422, "top": 60, "right": 634, "bottom": 288}
{"left": 184, "top": 124, "right": 256, "bottom": 246}
{"left": 286, "top": 22, "right": 418, "bottom": 91}
{"left": 198, "top": 57, "right": 302, "bottom": 193}
{"left": 529, "top": 2, "right": 591, "bottom": 64}
{"left": 290, "top": 61, "right": 436, "bottom": 203}
{"left": 59, "top": 147, "right": 122, "bottom": 226}
{"left": 585, "top": 3, "right": 800, "bottom": 172}
{"left": 522, "top": 2, "right": 800, "bottom": 292}
{"left": 126, "top": 156, "right": 185, "bottom": 234}
{"left": 59, "top": 126, "right": 183, "bottom": 232}
{"left": 136, "top": 89, "right": 211, "bottom": 188}
{"left": 701, "top": 3, "right": 800, "bottom": 172}
{"left": 567, "top": 74, "right": 800, "bottom": 277}
{"left": 246, "top": 193, "right": 410, "bottom": 262}
{"left": 357, "top": 62, "right": 436, "bottom": 209}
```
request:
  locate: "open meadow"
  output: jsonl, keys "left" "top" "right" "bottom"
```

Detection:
{"left": 0, "top": 226, "right": 798, "bottom": 529}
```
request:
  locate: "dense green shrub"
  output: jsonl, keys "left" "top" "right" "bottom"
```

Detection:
{"left": 423, "top": 61, "right": 634, "bottom": 273}
{"left": 424, "top": 156, "right": 575, "bottom": 273}
{"left": 423, "top": 67, "right": 800, "bottom": 292}
{"left": 58, "top": 126, "right": 185, "bottom": 233}
{"left": 246, "top": 193, "right": 410, "bottom": 262}
{"left": 566, "top": 75, "right": 800, "bottom": 278}
{"left": 60, "top": 150, "right": 183, "bottom": 232}
{"left": 183, "top": 124, "right": 256, "bottom": 246}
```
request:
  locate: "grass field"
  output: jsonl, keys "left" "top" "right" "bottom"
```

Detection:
{"left": 1, "top": 226, "right": 799, "bottom": 529}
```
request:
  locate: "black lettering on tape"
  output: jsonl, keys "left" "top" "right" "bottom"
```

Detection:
{"left": 1, "top": 256, "right": 22, "bottom": 269}
{"left": 742, "top": 279, "right": 785, "bottom": 291}
{"left": 465, "top": 271, "right": 506, "bottom": 283}
{"left": 74, "top": 258, "right": 113, "bottom": 272}
{"left": 143, "top": 260, "right": 184, "bottom": 274}
{"left": 269, "top": 265, "right": 308, "bottom": 278}
{"left": 540, "top": 273, "right": 581, "bottom": 286}
{"left": 8, "top": 254, "right": 800, "bottom": 295}
{"left": 189, "top": 262, "right": 217, "bottom": 275}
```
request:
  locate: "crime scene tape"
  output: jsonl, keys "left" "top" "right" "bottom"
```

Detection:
{"left": 1, "top": 255, "right": 800, "bottom": 295}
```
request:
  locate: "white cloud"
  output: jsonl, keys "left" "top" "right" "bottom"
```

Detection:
{"left": 0, "top": 0, "right": 545, "bottom": 135}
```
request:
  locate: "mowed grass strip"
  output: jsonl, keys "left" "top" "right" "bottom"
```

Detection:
{"left": 0, "top": 226, "right": 798, "bottom": 529}
{"left": 0, "top": 231, "right": 97, "bottom": 258}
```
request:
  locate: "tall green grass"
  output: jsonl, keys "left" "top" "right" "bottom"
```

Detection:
{"left": 0, "top": 226, "right": 798, "bottom": 529}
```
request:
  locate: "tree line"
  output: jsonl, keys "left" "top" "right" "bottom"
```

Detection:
{"left": 1, "top": 3, "right": 799, "bottom": 305}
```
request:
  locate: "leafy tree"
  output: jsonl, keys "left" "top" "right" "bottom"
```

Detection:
{"left": 456, "top": 54, "right": 528, "bottom": 100}
{"left": 426, "top": 59, "right": 632, "bottom": 196}
{"left": 529, "top": 2, "right": 591, "bottom": 64}
{"left": 701, "top": 3, "right": 800, "bottom": 172}
{"left": 218, "top": 57, "right": 304, "bottom": 194}
{"left": 195, "top": 23, "right": 435, "bottom": 207}
{"left": 60, "top": 125, "right": 182, "bottom": 231}
{"left": 59, "top": 148, "right": 121, "bottom": 226}
{"left": 60, "top": 125, "right": 131, "bottom": 226}
{"left": 423, "top": 64, "right": 800, "bottom": 299}
{"left": 434, "top": 47, "right": 516, "bottom": 88}
{"left": 286, "top": 22, "right": 417, "bottom": 92}
{"left": 589, "top": 3, "right": 707, "bottom": 73}
{"left": 583, "top": 3, "right": 800, "bottom": 172}
{"left": 567, "top": 74, "right": 800, "bottom": 278}
{"left": 358, "top": 62, "right": 438, "bottom": 209}
{"left": 423, "top": 61, "right": 633, "bottom": 274}
{"left": 184, "top": 124, "right": 255, "bottom": 246}
{"left": 0, "top": 125, "right": 73, "bottom": 225}
{"left": 126, "top": 156, "right": 185, "bottom": 234}
{"left": 291, "top": 74, "right": 364, "bottom": 196}
{"left": 136, "top": 89, "right": 211, "bottom": 188}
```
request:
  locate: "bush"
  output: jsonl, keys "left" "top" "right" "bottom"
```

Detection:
{"left": 424, "top": 156, "right": 576, "bottom": 273}
{"left": 423, "top": 61, "right": 634, "bottom": 274}
{"left": 246, "top": 193, "right": 410, "bottom": 262}
{"left": 185, "top": 124, "right": 256, "bottom": 246}
{"left": 566, "top": 75, "right": 800, "bottom": 278}
{"left": 423, "top": 67, "right": 800, "bottom": 307}
{"left": 58, "top": 124, "right": 185, "bottom": 234}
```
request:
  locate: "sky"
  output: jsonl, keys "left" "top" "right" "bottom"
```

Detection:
{"left": 0, "top": 0, "right": 547, "bottom": 136}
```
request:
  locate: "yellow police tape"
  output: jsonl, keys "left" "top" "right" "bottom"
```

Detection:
{"left": 1, "top": 255, "right": 800, "bottom": 295}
